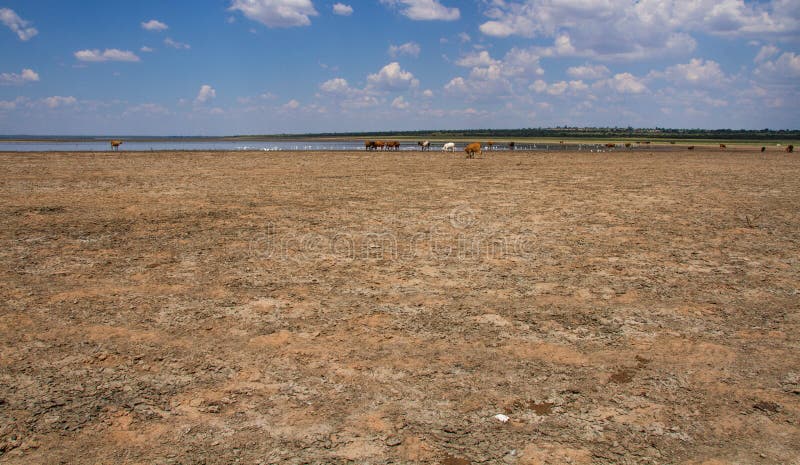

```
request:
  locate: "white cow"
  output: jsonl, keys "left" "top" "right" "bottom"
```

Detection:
{"left": 442, "top": 142, "right": 456, "bottom": 152}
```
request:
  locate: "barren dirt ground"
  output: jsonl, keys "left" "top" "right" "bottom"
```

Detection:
{"left": 1, "top": 149, "right": 799, "bottom": 464}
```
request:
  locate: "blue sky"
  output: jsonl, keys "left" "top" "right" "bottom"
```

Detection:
{"left": 1, "top": 0, "right": 798, "bottom": 135}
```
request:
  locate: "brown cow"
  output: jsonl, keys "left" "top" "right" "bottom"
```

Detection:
{"left": 787, "top": 145, "right": 794, "bottom": 153}
{"left": 605, "top": 143, "right": 616, "bottom": 148}
{"left": 374, "top": 140, "right": 386, "bottom": 150}
{"left": 719, "top": 144, "right": 726, "bottom": 149}
{"left": 386, "top": 141, "right": 400, "bottom": 151}
{"left": 688, "top": 146, "right": 695, "bottom": 150}
{"left": 487, "top": 141, "right": 494, "bottom": 151}
{"left": 464, "top": 142, "right": 481, "bottom": 158}
{"left": 365, "top": 140, "right": 376, "bottom": 150}
{"left": 761, "top": 146, "right": 766, "bottom": 152}
{"left": 417, "top": 140, "right": 430, "bottom": 151}
{"left": 508, "top": 141, "right": 515, "bottom": 151}
{"left": 110, "top": 140, "right": 123, "bottom": 151}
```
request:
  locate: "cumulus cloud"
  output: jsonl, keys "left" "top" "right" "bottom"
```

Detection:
{"left": 74, "top": 49, "right": 141, "bottom": 62}
{"left": 141, "top": 19, "right": 168, "bottom": 31}
{"left": 755, "top": 44, "right": 780, "bottom": 63}
{"left": 475, "top": 0, "right": 800, "bottom": 60}
{"left": 332, "top": 3, "right": 353, "bottom": 16}
{"left": 380, "top": 0, "right": 460, "bottom": 21}
{"left": 389, "top": 42, "right": 421, "bottom": 58}
{"left": 282, "top": 99, "right": 301, "bottom": 110}
{"left": 141, "top": 46, "right": 154, "bottom": 53}
{"left": 42, "top": 96, "right": 77, "bottom": 108}
{"left": 661, "top": 58, "right": 728, "bottom": 87}
{"left": 0, "top": 68, "right": 40, "bottom": 85}
{"left": 567, "top": 64, "right": 611, "bottom": 80}
{"left": 529, "top": 79, "right": 589, "bottom": 96}
{"left": 367, "top": 62, "right": 419, "bottom": 91}
{"left": 319, "top": 77, "right": 353, "bottom": 95}
{"left": 391, "top": 96, "right": 410, "bottom": 109}
{"left": 164, "top": 38, "right": 190, "bottom": 49}
{"left": 229, "top": 0, "right": 318, "bottom": 28}
{"left": 456, "top": 51, "right": 498, "bottom": 68}
{"left": 595, "top": 73, "right": 648, "bottom": 94}
{"left": 754, "top": 51, "right": 800, "bottom": 83}
{"left": 0, "top": 96, "right": 27, "bottom": 111}
{"left": 0, "top": 8, "right": 38, "bottom": 41}
{"left": 195, "top": 85, "right": 216, "bottom": 104}
{"left": 445, "top": 48, "right": 544, "bottom": 99}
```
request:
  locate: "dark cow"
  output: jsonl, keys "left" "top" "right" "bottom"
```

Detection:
{"left": 787, "top": 144, "right": 794, "bottom": 153}
{"left": 688, "top": 146, "right": 695, "bottom": 150}
{"left": 508, "top": 141, "right": 515, "bottom": 151}
{"left": 365, "top": 140, "right": 376, "bottom": 150}
{"left": 761, "top": 146, "right": 766, "bottom": 152}
{"left": 719, "top": 144, "right": 726, "bottom": 150}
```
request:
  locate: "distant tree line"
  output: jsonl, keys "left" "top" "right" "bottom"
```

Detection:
{"left": 235, "top": 127, "right": 799, "bottom": 141}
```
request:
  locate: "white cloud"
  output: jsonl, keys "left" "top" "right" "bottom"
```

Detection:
{"left": 196, "top": 85, "right": 216, "bottom": 104}
{"left": 0, "top": 8, "right": 38, "bottom": 41}
{"left": 320, "top": 77, "right": 353, "bottom": 95}
{"left": 0, "top": 96, "right": 27, "bottom": 111}
{"left": 595, "top": 73, "right": 648, "bottom": 94}
{"left": 477, "top": 0, "right": 776, "bottom": 61}
{"left": 367, "top": 62, "right": 419, "bottom": 91}
{"left": 141, "top": 46, "right": 154, "bottom": 53}
{"left": 661, "top": 58, "right": 728, "bottom": 87}
{"left": 389, "top": 42, "right": 421, "bottom": 58}
{"left": 458, "top": 32, "right": 471, "bottom": 43}
{"left": 456, "top": 51, "right": 498, "bottom": 68}
{"left": 445, "top": 47, "right": 544, "bottom": 100}
{"left": 164, "top": 38, "right": 190, "bottom": 49}
{"left": 391, "top": 96, "right": 410, "bottom": 109}
{"left": 480, "top": 0, "right": 800, "bottom": 44}
{"left": 282, "top": 99, "right": 301, "bottom": 110}
{"left": 74, "top": 49, "right": 141, "bottom": 62}
{"left": 567, "top": 64, "right": 611, "bottom": 80}
{"left": 141, "top": 19, "right": 168, "bottom": 31}
{"left": 380, "top": 0, "right": 460, "bottom": 21}
{"left": 42, "top": 96, "right": 77, "bottom": 108}
{"left": 529, "top": 79, "right": 589, "bottom": 96}
{"left": 422, "top": 89, "right": 434, "bottom": 97}
{"left": 0, "top": 68, "right": 40, "bottom": 85}
{"left": 230, "top": 0, "right": 318, "bottom": 28}
{"left": 754, "top": 51, "right": 800, "bottom": 82}
{"left": 332, "top": 3, "right": 353, "bottom": 16}
{"left": 755, "top": 44, "right": 780, "bottom": 63}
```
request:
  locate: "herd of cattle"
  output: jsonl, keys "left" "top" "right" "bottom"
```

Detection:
{"left": 103, "top": 139, "right": 794, "bottom": 154}
{"left": 365, "top": 140, "right": 516, "bottom": 158}
{"left": 364, "top": 140, "right": 795, "bottom": 156}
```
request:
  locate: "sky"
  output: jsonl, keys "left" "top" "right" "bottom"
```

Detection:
{"left": 1, "top": 0, "right": 798, "bottom": 135}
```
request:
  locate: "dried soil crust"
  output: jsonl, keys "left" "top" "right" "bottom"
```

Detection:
{"left": 1, "top": 148, "right": 798, "bottom": 464}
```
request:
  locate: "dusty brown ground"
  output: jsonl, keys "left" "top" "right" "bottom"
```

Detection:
{"left": 1, "top": 148, "right": 799, "bottom": 464}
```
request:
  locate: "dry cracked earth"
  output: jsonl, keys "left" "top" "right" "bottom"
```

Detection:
{"left": 1, "top": 148, "right": 799, "bottom": 464}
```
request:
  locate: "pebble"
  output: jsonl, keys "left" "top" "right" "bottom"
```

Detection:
{"left": 385, "top": 435, "right": 402, "bottom": 447}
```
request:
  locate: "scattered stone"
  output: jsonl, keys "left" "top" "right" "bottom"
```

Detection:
{"left": 385, "top": 434, "right": 402, "bottom": 447}
{"left": 753, "top": 401, "right": 781, "bottom": 413}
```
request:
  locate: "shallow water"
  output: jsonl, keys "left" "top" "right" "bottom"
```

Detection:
{"left": 0, "top": 140, "right": 630, "bottom": 152}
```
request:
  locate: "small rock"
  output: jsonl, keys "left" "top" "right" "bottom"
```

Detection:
{"left": 385, "top": 435, "right": 402, "bottom": 447}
